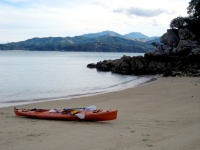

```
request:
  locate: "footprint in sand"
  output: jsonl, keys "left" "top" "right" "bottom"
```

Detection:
{"left": 146, "top": 144, "right": 153, "bottom": 147}
{"left": 141, "top": 134, "right": 153, "bottom": 147}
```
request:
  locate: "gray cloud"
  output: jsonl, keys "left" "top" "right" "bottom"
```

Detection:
{"left": 113, "top": 7, "right": 166, "bottom": 17}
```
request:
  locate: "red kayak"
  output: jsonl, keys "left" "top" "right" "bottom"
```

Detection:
{"left": 14, "top": 106, "right": 118, "bottom": 121}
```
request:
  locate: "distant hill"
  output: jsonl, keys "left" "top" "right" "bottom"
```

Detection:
{"left": 124, "top": 32, "right": 149, "bottom": 39}
{"left": 0, "top": 31, "right": 160, "bottom": 52}
{"left": 124, "top": 32, "right": 160, "bottom": 42}
{"left": 82, "top": 30, "right": 123, "bottom": 38}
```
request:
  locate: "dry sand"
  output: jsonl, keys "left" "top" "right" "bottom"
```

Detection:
{"left": 0, "top": 77, "right": 200, "bottom": 150}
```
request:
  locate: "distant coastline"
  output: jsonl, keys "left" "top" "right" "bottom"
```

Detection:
{"left": 0, "top": 30, "right": 160, "bottom": 53}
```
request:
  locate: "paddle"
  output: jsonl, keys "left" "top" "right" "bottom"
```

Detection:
{"left": 74, "top": 105, "right": 97, "bottom": 119}
{"left": 85, "top": 105, "right": 97, "bottom": 110}
{"left": 63, "top": 105, "right": 97, "bottom": 111}
{"left": 75, "top": 113, "right": 85, "bottom": 119}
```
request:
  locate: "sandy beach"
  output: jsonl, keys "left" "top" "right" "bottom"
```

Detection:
{"left": 0, "top": 77, "right": 199, "bottom": 150}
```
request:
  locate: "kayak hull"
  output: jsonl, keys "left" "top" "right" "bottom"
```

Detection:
{"left": 14, "top": 108, "right": 118, "bottom": 121}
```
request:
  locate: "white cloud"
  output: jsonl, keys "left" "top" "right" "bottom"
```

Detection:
{"left": 113, "top": 7, "right": 167, "bottom": 17}
{"left": 0, "top": 0, "right": 190, "bottom": 43}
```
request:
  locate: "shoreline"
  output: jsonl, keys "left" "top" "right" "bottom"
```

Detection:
{"left": 0, "top": 77, "right": 199, "bottom": 150}
{"left": 0, "top": 75, "right": 157, "bottom": 108}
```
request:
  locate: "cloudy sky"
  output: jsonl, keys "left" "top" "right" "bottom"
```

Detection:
{"left": 0, "top": 0, "right": 190, "bottom": 43}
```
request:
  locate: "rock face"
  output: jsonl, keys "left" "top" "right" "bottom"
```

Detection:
{"left": 87, "top": 28, "right": 200, "bottom": 76}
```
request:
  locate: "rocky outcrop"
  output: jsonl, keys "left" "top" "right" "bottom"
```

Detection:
{"left": 87, "top": 27, "right": 200, "bottom": 76}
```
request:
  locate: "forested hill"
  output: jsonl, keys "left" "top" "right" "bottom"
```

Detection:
{"left": 0, "top": 31, "right": 159, "bottom": 52}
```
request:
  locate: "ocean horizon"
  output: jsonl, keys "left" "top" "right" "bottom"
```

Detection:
{"left": 0, "top": 51, "right": 154, "bottom": 108}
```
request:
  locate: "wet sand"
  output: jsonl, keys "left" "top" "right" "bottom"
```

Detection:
{"left": 0, "top": 77, "right": 199, "bottom": 150}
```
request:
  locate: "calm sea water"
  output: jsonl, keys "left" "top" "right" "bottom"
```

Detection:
{"left": 0, "top": 51, "right": 152, "bottom": 108}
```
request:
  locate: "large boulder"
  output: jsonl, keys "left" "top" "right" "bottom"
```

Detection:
{"left": 87, "top": 63, "right": 96, "bottom": 68}
{"left": 112, "top": 56, "right": 132, "bottom": 74}
{"left": 175, "top": 39, "right": 199, "bottom": 55}
{"left": 129, "top": 56, "right": 147, "bottom": 75}
{"left": 96, "top": 60, "right": 115, "bottom": 72}
{"left": 160, "top": 29, "right": 179, "bottom": 48}
{"left": 178, "top": 28, "right": 195, "bottom": 40}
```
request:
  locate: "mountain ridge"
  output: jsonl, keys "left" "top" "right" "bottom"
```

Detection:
{"left": 0, "top": 30, "right": 160, "bottom": 52}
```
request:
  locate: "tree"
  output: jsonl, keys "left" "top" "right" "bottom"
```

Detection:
{"left": 187, "top": 0, "right": 200, "bottom": 19}
{"left": 170, "top": 0, "right": 200, "bottom": 29}
{"left": 170, "top": 16, "right": 187, "bottom": 29}
{"left": 187, "top": 0, "right": 200, "bottom": 40}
